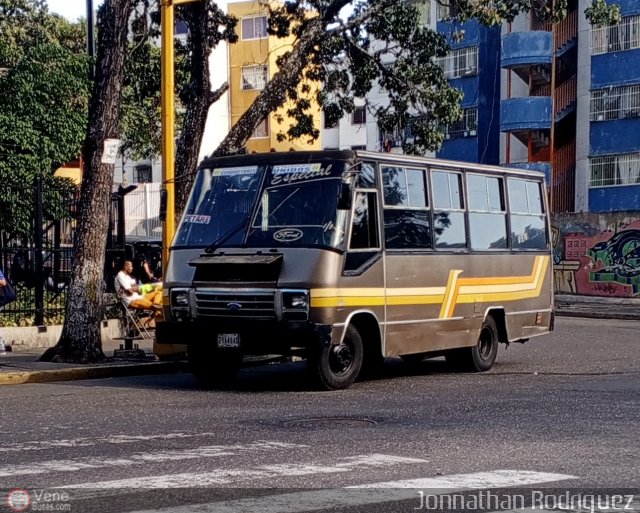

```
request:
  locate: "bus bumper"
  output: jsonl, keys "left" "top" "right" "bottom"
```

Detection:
{"left": 155, "top": 319, "right": 332, "bottom": 355}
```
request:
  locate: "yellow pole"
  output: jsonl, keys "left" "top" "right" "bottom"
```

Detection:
{"left": 161, "top": 0, "right": 175, "bottom": 273}
{"left": 161, "top": 0, "right": 200, "bottom": 273}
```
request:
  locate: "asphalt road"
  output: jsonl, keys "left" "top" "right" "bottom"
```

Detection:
{"left": 0, "top": 316, "right": 638, "bottom": 513}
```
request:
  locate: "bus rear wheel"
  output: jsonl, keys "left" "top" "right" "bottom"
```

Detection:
{"left": 188, "top": 345, "right": 241, "bottom": 389}
{"left": 446, "top": 316, "right": 499, "bottom": 372}
{"left": 309, "top": 325, "right": 363, "bottom": 390}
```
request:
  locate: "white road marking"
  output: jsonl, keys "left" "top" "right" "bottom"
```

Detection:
{"left": 124, "top": 470, "right": 576, "bottom": 513}
{"left": 0, "top": 432, "right": 220, "bottom": 453}
{"left": 58, "top": 454, "right": 427, "bottom": 499}
{"left": 350, "top": 470, "right": 573, "bottom": 489}
{"left": 0, "top": 441, "right": 305, "bottom": 477}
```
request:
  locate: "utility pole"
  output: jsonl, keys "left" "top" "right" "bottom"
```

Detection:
{"left": 160, "top": 0, "right": 201, "bottom": 272}
{"left": 86, "top": 0, "right": 95, "bottom": 79}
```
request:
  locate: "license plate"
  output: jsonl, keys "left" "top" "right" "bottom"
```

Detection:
{"left": 217, "top": 333, "right": 240, "bottom": 349}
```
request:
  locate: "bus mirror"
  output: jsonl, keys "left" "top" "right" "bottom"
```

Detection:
{"left": 337, "top": 182, "right": 353, "bottom": 210}
{"left": 159, "top": 189, "right": 168, "bottom": 222}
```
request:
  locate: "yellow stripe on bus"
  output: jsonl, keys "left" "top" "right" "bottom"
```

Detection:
{"left": 309, "top": 256, "right": 550, "bottom": 314}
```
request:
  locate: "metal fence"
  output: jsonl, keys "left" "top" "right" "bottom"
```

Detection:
{"left": 0, "top": 181, "right": 158, "bottom": 327}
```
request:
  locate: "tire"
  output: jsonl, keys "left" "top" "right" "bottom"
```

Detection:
{"left": 309, "top": 325, "right": 363, "bottom": 390}
{"left": 188, "top": 345, "right": 241, "bottom": 389}
{"left": 446, "top": 316, "right": 499, "bottom": 372}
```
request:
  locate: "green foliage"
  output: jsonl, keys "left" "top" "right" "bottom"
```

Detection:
{"left": 585, "top": 0, "right": 621, "bottom": 25}
{"left": 0, "top": 1, "right": 86, "bottom": 238}
{"left": 253, "top": 0, "right": 462, "bottom": 155}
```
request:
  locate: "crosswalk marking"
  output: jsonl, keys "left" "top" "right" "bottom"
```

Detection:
{"left": 57, "top": 454, "right": 428, "bottom": 499}
{"left": 0, "top": 441, "right": 306, "bottom": 477}
{"left": 0, "top": 432, "right": 220, "bottom": 454}
{"left": 125, "top": 470, "right": 577, "bottom": 513}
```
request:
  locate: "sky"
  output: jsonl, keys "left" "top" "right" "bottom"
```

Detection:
{"left": 46, "top": 0, "right": 104, "bottom": 21}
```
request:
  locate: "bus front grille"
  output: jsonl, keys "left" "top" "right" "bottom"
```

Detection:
{"left": 194, "top": 291, "right": 276, "bottom": 320}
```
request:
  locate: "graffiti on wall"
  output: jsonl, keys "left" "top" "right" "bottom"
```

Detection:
{"left": 552, "top": 215, "right": 640, "bottom": 297}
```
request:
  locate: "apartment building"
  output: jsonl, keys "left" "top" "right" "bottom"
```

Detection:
{"left": 227, "top": 0, "right": 321, "bottom": 153}
{"left": 583, "top": 0, "right": 640, "bottom": 211}
{"left": 436, "top": 8, "right": 501, "bottom": 165}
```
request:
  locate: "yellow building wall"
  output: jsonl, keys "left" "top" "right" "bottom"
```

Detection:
{"left": 227, "top": 1, "right": 321, "bottom": 154}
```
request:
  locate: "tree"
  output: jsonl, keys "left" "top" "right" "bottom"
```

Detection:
{"left": 41, "top": 0, "right": 134, "bottom": 363}
{"left": 0, "top": 0, "right": 89, "bottom": 239}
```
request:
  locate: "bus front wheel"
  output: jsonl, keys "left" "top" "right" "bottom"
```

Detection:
{"left": 447, "top": 316, "right": 499, "bottom": 372}
{"left": 309, "top": 325, "right": 363, "bottom": 390}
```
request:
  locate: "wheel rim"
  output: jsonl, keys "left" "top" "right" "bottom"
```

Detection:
{"left": 329, "top": 342, "right": 354, "bottom": 375}
{"left": 478, "top": 327, "right": 494, "bottom": 361}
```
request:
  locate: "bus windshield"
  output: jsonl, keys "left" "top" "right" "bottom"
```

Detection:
{"left": 173, "top": 160, "right": 348, "bottom": 250}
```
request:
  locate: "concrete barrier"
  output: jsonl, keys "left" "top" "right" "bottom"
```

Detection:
{"left": 2, "top": 319, "right": 124, "bottom": 351}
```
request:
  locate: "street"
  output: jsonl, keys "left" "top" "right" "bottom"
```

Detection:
{"left": 0, "top": 316, "right": 639, "bottom": 513}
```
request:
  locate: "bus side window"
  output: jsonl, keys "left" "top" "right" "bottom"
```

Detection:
{"left": 345, "top": 191, "right": 380, "bottom": 273}
{"left": 350, "top": 192, "right": 379, "bottom": 250}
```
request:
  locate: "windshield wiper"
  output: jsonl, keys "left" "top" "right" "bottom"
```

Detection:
{"left": 204, "top": 216, "right": 251, "bottom": 254}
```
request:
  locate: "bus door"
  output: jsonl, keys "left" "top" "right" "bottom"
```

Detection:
{"left": 379, "top": 163, "right": 438, "bottom": 357}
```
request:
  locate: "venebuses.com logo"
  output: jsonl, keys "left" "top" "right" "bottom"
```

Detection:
{"left": 6, "top": 489, "right": 31, "bottom": 512}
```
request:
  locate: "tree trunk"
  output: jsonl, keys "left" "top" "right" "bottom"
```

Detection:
{"left": 41, "top": 0, "right": 134, "bottom": 363}
{"left": 175, "top": 1, "right": 228, "bottom": 220}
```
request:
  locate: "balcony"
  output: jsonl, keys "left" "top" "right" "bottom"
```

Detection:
{"left": 501, "top": 31, "right": 553, "bottom": 69}
{"left": 500, "top": 97, "right": 553, "bottom": 133}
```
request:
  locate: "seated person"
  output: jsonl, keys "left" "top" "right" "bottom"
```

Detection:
{"left": 114, "top": 260, "right": 163, "bottom": 313}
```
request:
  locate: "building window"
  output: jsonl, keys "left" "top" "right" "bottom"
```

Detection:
{"left": 251, "top": 117, "right": 269, "bottom": 139}
{"left": 242, "top": 16, "right": 268, "bottom": 40}
{"left": 324, "top": 112, "right": 338, "bottom": 129}
{"left": 589, "top": 152, "right": 640, "bottom": 187}
{"left": 352, "top": 106, "right": 367, "bottom": 125}
{"left": 135, "top": 164, "right": 152, "bottom": 183}
{"left": 438, "top": 46, "right": 479, "bottom": 79}
{"left": 437, "top": 0, "right": 458, "bottom": 20}
{"left": 241, "top": 65, "right": 268, "bottom": 91}
{"left": 408, "top": 0, "right": 430, "bottom": 26}
{"left": 592, "top": 15, "right": 640, "bottom": 55}
{"left": 590, "top": 84, "right": 640, "bottom": 121}
{"left": 445, "top": 108, "right": 478, "bottom": 139}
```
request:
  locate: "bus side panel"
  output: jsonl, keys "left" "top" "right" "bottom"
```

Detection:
{"left": 383, "top": 252, "right": 553, "bottom": 355}
{"left": 310, "top": 256, "right": 386, "bottom": 347}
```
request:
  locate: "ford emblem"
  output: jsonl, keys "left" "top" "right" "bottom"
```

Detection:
{"left": 274, "top": 228, "right": 303, "bottom": 242}
{"left": 227, "top": 302, "right": 242, "bottom": 311}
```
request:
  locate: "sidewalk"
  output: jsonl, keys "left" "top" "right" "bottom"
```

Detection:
{"left": 555, "top": 294, "right": 640, "bottom": 320}
{"left": 1, "top": 294, "right": 638, "bottom": 386}
{"left": 0, "top": 337, "right": 187, "bottom": 386}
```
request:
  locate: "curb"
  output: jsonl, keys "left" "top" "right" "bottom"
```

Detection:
{"left": 0, "top": 360, "right": 188, "bottom": 386}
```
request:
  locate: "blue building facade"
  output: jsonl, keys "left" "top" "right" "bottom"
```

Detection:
{"left": 436, "top": 18, "right": 501, "bottom": 165}
{"left": 587, "top": 0, "right": 640, "bottom": 212}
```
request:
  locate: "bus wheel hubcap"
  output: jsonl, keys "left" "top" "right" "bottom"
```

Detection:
{"left": 330, "top": 344, "right": 353, "bottom": 374}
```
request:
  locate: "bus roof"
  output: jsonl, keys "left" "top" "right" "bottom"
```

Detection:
{"left": 355, "top": 151, "right": 548, "bottom": 180}
{"left": 198, "top": 150, "right": 356, "bottom": 170}
{"left": 198, "top": 150, "right": 546, "bottom": 181}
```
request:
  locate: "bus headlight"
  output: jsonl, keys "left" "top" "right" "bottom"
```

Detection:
{"left": 281, "top": 290, "right": 309, "bottom": 321}
{"left": 171, "top": 290, "right": 190, "bottom": 308}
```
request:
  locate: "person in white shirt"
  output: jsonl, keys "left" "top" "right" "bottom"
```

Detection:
{"left": 115, "top": 260, "right": 162, "bottom": 312}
